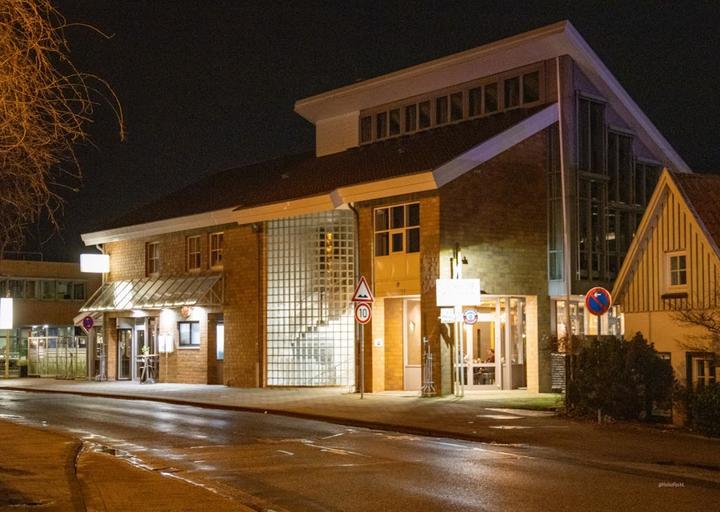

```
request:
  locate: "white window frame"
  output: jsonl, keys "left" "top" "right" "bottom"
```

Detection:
{"left": 209, "top": 232, "right": 224, "bottom": 268}
{"left": 666, "top": 251, "right": 688, "bottom": 290}
{"left": 186, "top": 235, "right": 202, "bottom": 271}
{"left": 146, "top": 242, "right": 160, "bottom": 276}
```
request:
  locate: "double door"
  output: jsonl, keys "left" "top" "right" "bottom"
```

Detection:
{"left": 117, "top": 318, "right": 157, "bottom": 380}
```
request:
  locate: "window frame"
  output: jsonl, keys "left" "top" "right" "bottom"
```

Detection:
{"left": 186, "top": 235, "right": 202, "bottom": 271}
{"left": 209, "top": 231, "right": 224, "bottom": 268}
{"left": 666, "top": 252, "right": 688, "bottom": 290}
{"left": 146, "top": 242, "right": 160, "bottom": 276}
{"left": 178, "top": 321, "right": 200, "bottom": 347}
{"left": 373, "top": 202, "right": 420, "bottom": 257}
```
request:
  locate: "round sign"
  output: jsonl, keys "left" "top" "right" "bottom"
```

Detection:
{"left": 584, "top": 287, "right": 612, "bottom": 316}
{"left": 355, "top": 303, "right": 372, "bottom": 324}
{"left": 463, "top": 309, "right": 479, "bottom": 325}
{"left": 81, "top": 315, "right": 95, "bottom": 331}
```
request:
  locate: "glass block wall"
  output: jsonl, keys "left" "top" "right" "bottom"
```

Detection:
{"left": 266, "top": 210, "right": 356, "bottom": 386}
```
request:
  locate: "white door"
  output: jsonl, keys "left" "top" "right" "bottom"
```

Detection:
{"left": 403, "top": 299, "right": 422, "bottom": 390}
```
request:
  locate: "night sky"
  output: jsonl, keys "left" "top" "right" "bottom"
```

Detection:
{"left": 33, "top": 1, "right": 720, "bottom": 261}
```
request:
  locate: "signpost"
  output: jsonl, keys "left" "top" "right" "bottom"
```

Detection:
{"left": 352, "top": 276, "right": 374, "bottom": 399}
{"left": 81, "top": 315, "right": 95, "bottom": 332}
{"left": 584, "top": 286, "right": 612, "bottom": 336}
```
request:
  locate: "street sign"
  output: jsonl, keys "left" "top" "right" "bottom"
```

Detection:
{"left": 355, "top": 303, "right": 372, "bottom": 324}
{"left": 81, "top": 315, "right": 95, "bottom": 331}
{"left": 585, "top": 287, "right": 612, "bottom": 316}
{"left": 351, "top": 276, "right": 374, "bottom": 303}
{"left": 463, "top": 309, "right": 479, "bottom": 325}
{"left": 440, "top": 307, "right": 458, "bottom": 324}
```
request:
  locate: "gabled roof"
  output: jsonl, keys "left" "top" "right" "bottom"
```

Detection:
{"left": 295, "top": 20, "right": 689, "bottom": 173}
{"left": 83, "top": 104, "right": 557, "bottom": 245}
{"left": 612, "top": 170, "right": 720, "bottom": 300}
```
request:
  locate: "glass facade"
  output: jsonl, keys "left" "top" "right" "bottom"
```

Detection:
{"left": 266, "top": 211, "right": 356, "bottom": 386}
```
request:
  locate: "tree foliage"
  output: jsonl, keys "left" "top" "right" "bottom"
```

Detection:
{"left": 0, "top": 0, "right": 123, "bottom": 254}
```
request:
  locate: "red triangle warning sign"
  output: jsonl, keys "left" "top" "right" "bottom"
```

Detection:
{"left": 351, "top": 276, "right": 374, "bottom": 303}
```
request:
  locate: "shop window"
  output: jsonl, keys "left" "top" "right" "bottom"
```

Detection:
{"left": 522, "top": 71, "right": 540, "bottom": 103}
{"left": 146, "top": 242, "right": 160, "bottom": 276}
{"left": 360, "top": 116, "right": 372, "bottom": 143}
{"left": 209, "top": 232, "right": 224, "bottom": 268}
{"left": 186, "top": 235, "right": 201, "bottom": 271}
{"left": 178, "top": 321, "right": 200, "bottom": 347}
{"left": 504, "top": 76, "right": 520, "bottom": 109}
{"left": 374, "top": 203, "right": 420, "bottom": 256}
{"left": 667, "top": 253, "right": 687, "bottom": 288}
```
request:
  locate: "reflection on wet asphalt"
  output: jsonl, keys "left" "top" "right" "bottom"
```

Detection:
{"left": 0, "top": 391, "right": 717, "bottom": 511}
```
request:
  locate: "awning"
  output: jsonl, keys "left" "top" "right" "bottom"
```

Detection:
{"left": 79, "top": 274, "right": 223, "bottom": 313}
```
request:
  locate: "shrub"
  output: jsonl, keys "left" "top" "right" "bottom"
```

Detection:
{"left": 691, "top": 384, "right": 720, "bottom": 437}
{"left": 566, "top": 333, "right": 674, "bottom": 421}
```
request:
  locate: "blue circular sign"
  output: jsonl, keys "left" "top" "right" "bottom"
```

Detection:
{"left": 585, "top": 287, "right": 612, "bottom": 316}
{"left": 82, "top": 315, "right": 95, "bottom": 331}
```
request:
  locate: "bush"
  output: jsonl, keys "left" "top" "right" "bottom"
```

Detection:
{"left": 691, "top": 384, "right": 720, "bottom": 437}
{"left": 566, "top": 333, "right": 674, "bottom": 421}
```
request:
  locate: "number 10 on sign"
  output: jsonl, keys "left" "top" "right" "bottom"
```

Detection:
{"left": 355, "top": 303, "right": 372, "bottom": 324}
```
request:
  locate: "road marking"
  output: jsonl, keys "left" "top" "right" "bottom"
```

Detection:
{"left": 321, "top": 432, "right": 345, "bottom": 440}
{"left": 276, "top": 450, "right": 294, "bottom": 456}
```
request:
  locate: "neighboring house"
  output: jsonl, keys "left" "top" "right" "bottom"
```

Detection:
{"left": 0, "top": 257, "right": 101, "bottom": 378}
{"left": 613, "top": 170, "right": 720, "bottom": 391}
{"left": 79, "top": 21, "right": 689, "bottom": 393}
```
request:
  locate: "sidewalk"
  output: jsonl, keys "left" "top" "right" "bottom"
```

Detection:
{"left": 0, "top": 419, "right": 254, "bottom": 511}
{"left": 2, "top": 378, "right": 719, "bottom": 486}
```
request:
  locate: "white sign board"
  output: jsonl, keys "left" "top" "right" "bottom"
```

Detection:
{"left": 80, "top": 253, "right": 110, "bottom": 273}
{"left": 440, "top": 307, "right": 458, "bottom": 324}
{"left": 435, "top": 279, "right": 481, "bottom": 307}
{"left": 158, "top": 334, "right": 174, "bottom": 353}
{"left": 0, "top": 298, "right": 12, "bottom": 329}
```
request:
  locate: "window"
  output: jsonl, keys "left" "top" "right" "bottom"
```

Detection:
{"left": 178, "top": 321, "right": 200, "bottom": 347}
{"left": 522, "top": 71, "right": 540, "bottom": 104}
{"left": 404, "top": 104, "right": 417, "bottom": 133}
{"left": 668, "top": 253, "right": 687, "bottom": 287}
{"left": 146, "top": 242, "right": 160, "bottom": 276}
{"left": 389, "top": 108, "right": 401, "bottom": 136}
{"left": 360, "top": 116, "right": 372, "bottom": 143}
{"left": 210, "top": 232, "right": 224, "bottom": 268}
{"left": 484, "top": 83, "right": 498, "bottom": 113}
{"left": 450, "top": 92, "right": 463, "bottom": 121}
{"left": 376, "top": 111, "right": 387, "bottom": 139}
{"left": 186, "top": 235, "right": 201, "bottom": 271}
{"left": 578, "top": 97, "right": 606, "bottom": 174}
{"left": 216, "top": 322, "right": 224, "bottom": 360}
{"left": 418, "top": 101, "right": 431, "bottom": 129}
{"left": 504, "top": 76, "right": 520, "bottom": 109}
{"left": 374, "top": 203, "right": 420, "bottom": 256}
{"left": 42, "top": 280, "right": 56, "bottom": 299}
{"left": 73, "top": 282, "right": 86, "bottom": 300}
{"left": 435, "top": 96, "right": 448, "bottom": 125}
{"left": 468, "top": 87, "right": 482, "bottom": 117}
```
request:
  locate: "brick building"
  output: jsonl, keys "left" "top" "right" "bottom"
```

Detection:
{"left": 79, "top": 21, "right": 689, "bottom": 393}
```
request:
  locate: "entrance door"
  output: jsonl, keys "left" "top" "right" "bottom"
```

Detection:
{"left": 117, "top": 328, "right": 132, "bottom": 380}
{"left": 403, "top": 299, "right": 422, "bottom": 390}
{"left": 134, "top": 323, "right": 146, "bottom": 381}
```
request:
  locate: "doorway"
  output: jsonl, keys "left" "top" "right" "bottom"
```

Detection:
{"left": 117, "top": 328, "right": 132, "bottom": 380}
{"left": 403, "top": 299, "right": 422, "bottom": 390}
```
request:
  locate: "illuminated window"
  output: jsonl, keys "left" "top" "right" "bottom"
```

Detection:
{"left": 374, "top": 203, "right": 420, "bottom": 256}
{"left": 186, "top": 235, "right": 201, "bottom": 271}
{"left": 178, "top": 321, "right": 200, "bottom": 346}
{"left": 146, "top": 242, "right": 160, "bottom": 276}
{"left": 209, "top": 232, "right": 224, "bottom": 268}
{"left": 216, "top": 322, "right": 224, "bottom": 360}
{"left": 668, "top": 253, "right": 687, "bottom": 287}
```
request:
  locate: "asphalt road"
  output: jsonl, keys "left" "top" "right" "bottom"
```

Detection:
{"left": 0, "top": 390, "right": 716, "bottom": 512}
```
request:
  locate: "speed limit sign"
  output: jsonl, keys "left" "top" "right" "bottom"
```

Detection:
{"left": 354, "top": 303, "right": 372, "bottom": 324}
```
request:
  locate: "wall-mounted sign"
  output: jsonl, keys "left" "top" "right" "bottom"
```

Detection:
{"left": 435, "top": 278, "right": 481, "bottom": 307}
{"left": 158, "top": 334, "right": 174, "bottom": 353}
{"left": 440, "top": 307, "right": 458, "bottom": 324}
{"left": 0, "top": 298, "right": 12, "bottom": 329}
{"left": 80, "top": 253, "right": 110, "bottom": 273}
{"left": 181, "top": 306, "right": 193, "bottom": 319}
{"left": 463, "top": 309, "right": 479, "bottom": 325}
{"left": 585, "top": 287, "right": 612, "bottom": 316}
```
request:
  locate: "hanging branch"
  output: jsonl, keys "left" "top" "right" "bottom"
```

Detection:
{"left": 0, "top": 0, "right": 124, "bottom": 256}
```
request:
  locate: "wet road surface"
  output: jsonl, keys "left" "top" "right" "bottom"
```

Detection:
{"left": 0, "top": 390, "right": 717, "bottom": 511}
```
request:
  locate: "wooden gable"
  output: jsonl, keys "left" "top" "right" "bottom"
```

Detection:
{"left": 613, "top": 169, "right": 720, "bottom": 313}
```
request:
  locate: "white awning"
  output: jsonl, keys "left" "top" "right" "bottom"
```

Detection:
{"left": 79, "top": 274, "right": 222, "bottom": 313}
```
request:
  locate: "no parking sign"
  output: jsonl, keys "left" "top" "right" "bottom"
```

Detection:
{"left": 585, "top": 287, "right": 612, "bottom": 316}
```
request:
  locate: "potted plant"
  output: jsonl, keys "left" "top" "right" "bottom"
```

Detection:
{"left": 17, "top": 357, "right": 28, "bottom": 378}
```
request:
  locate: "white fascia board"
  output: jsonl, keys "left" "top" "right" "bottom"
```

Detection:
{"left": 335, "top": 172, "right": 437, "bottom": 205}
{"left": 563, "top": 25, "right": 690, "bottom": 173}
{"left": 432, "top": 104, "right": 559, "bottom": 188}
{"left": 81, "top": 207, "right": 239, "bottom": 246}
{"left": 295, "top": 21, "right": 569, "bottom": 122}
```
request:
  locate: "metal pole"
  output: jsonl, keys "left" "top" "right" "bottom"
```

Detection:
{"left": 458, "top": 320, "right": 464, "bottom": 397}
{"left": 4, "top": 331, "right": 9, "bottom": 379}
{"left": 360, "top": 323, "right": 364, "bottom": 399}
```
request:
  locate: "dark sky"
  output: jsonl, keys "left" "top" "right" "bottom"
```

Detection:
{"left": 34, "top": 0, "right": 720, "bottom": 261}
